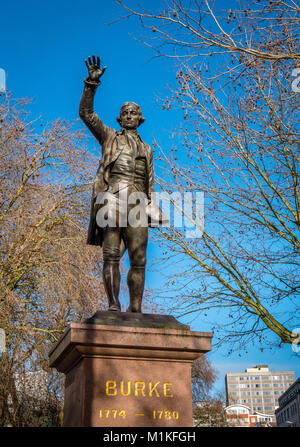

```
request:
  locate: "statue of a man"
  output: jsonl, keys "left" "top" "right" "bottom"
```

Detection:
{"left": 79, "top": 55, "right": 166, "bottom": 313}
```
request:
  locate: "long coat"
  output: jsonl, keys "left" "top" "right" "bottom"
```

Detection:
{"left": 79, "top": 78, "right": 165, "bottom": 247}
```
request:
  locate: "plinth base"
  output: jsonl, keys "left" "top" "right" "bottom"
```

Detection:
{"left": 49, "top": 312, "right": 213, "bottom": 427}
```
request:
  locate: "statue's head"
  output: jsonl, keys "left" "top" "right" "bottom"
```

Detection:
{"left": 116, "top": 102, "right": 145, "bottom": 129}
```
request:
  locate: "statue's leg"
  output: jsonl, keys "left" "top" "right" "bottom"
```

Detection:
{"left": 124, "top": 226, "right": 148, "bottom": 312}
{"left": 102, "top": 227, "right": 121, "bottom": 311}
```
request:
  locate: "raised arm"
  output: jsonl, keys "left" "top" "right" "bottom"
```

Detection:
{"left": 79, "top": 55, "right": 111, "bottom": 146}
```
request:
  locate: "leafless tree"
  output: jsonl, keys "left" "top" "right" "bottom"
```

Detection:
{"left": 192, "top": 355, "right": 228, "bottom": 426}
{"left": 115, "top": 0, "right": 300, "bottom": 348}
{"left": 192, "top": 355, "right": 218, "bottom": 401}
{"left": 0, "top": 94, "right": 107, "bottom": 426}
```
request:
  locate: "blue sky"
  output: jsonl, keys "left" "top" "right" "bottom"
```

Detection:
{"left": 1, "top": 0, "right": 299, "bottom": 396}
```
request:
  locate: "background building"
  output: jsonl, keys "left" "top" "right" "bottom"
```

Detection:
{"left": 225, "top": 365, "right": 294, "bottom": 421}
{"left": 275, "top": 377, "right": 300, "bottom": 427}
{"left": 14, "top": 370, "right": 49, "bottom": 401}
{"left": 4, "top": 370, "right": 61, "bottom": 427}
{"left": 225, "top": 404, "right": 274, "bottom": 427}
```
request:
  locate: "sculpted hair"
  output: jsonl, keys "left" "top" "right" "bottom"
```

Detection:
{"left": 116, "top": 102, "right": 145, "bottom": 127}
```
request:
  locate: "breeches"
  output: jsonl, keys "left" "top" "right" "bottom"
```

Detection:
{"left": 102, "top": 225, "right": 148, "bottom": 267}
{"left": 100, "top": 186, "right": 148, "bottom": 267}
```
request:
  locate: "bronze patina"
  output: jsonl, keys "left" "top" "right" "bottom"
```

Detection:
{"left": 79, "top": 55, "right": 166, "bottom": 313}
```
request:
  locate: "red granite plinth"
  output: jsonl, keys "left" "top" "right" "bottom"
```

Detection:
{"left": 49, "top": 314, "right": 213, "bottom": 427}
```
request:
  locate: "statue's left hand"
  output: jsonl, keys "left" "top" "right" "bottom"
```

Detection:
{"left": 85, "top": 55, "right": 107, "bottom": 82}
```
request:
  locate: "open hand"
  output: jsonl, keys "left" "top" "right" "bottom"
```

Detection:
{"left": 85, "top": 55, "right": 107, "bottom": 82}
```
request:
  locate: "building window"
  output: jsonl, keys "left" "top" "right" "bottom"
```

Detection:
{"left": 272, "top": 376, "right": 280, "bottom": 380}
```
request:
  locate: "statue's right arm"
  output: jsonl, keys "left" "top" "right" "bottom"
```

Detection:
{"left": 79, "top": 78, "right": 111, "bottom": 147}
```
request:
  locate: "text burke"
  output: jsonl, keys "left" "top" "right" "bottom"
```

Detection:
{"left": 105, "top": 380, "right": 174, "bottom": 398}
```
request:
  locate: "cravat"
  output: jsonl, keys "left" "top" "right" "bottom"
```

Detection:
{"left": 124, "top": 130, "right": 144, "bottom": 157}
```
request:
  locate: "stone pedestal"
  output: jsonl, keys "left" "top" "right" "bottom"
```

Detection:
{"left": 49, "top": 312, "right": 213, "bottom": 427}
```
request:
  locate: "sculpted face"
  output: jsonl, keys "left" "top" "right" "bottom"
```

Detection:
{"left": 119, "top": 103, "right": 142, "bottom": 129}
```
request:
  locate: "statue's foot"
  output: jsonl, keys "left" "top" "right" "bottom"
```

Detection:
{"left": 108, "top": 304, "right": 121, "bottom": 311}
{"left": 126, "top": 301, "right": 142, "bottom": 313}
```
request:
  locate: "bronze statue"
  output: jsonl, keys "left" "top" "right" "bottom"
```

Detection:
{"left": 79, "top": 55, "right": 166, "bottom": 313}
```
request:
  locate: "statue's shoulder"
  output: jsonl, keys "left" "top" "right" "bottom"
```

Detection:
{"left": 102, "top": 126, "right": 118, "bottom": 144}
{"left": 142, "top": 141, "right": 152, "bottom": 152}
